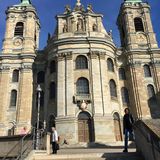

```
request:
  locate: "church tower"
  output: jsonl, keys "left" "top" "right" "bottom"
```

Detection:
{"left": 0, "top": 0, "right": 40, "bottom": 136}
{"left": 117, "top": 0, "right": 160, "bottom": 119}
{"left": 117, "top": 0, "right": 158, "bottom": 50}
{"left": 2, "top": 0, "right": 40, "bottom": 54}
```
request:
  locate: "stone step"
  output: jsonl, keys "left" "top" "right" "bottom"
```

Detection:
{"left": 30, "top": 148, "right": 144, "bottom": 160}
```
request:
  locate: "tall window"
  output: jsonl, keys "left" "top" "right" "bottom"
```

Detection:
{"left": 12, "top": 70, "right": 19, "bottom": 82}
{"left": 50, "top": 82, "right": 56, "bottom": 99}
{"left": 134, "top": 17, "right": 144, "bottom": 32}
{"left": 109, "top": 79, "right": 117, "bottom": 98}
{"left": 147, "top": 84, "right": 155, "bottom": 98}
{"left": 119, "top": 68, "right": 126, "bottom": 80}
{"left": 121, "top": 87, "right": 129, "bottom": 104}
{"left": 10, "top": 90, "right": 17, "bottom": 107}
{"left": 107, "top": 58, "right": 114, "bottom": 72}
{"left": 76, "top": 78, "right": 89, "bottom": 95}
{"left": 76, "top": 55, "right": 88, "bottom": 69}
{"left": 50, "top": 60, "right": 56, "bottom": 74}
{"left": 144, "top": 65, "right": 152, "bottom": 77}
{"left": 14, "top": 22, "right": 24, "bottom": 37}
{"left": 37, "top": 71, "right": 45, "bottom": 84}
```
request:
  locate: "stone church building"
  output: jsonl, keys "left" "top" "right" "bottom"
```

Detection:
{"left": 0, "top": 0, "right": 160, "bottom": 144}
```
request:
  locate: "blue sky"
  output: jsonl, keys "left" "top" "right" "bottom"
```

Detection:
{"left": 0, "top": 0, "right": 159, "bottom": 50}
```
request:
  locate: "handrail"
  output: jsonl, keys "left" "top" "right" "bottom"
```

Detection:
{"left": 2, "top": 128, "right": 34, "bottom": 160}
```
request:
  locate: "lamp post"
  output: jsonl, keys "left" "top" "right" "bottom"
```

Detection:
{"left": 36, "top": 84, "right": 42, "bottom": 150}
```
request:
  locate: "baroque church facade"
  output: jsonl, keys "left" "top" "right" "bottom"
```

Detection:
{"left": 0, "top": 0, "right": 160, "bottom": 144}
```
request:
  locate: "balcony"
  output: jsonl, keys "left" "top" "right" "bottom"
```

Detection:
{"left": 73, "top": 94, "right": 91, "bottom": 104}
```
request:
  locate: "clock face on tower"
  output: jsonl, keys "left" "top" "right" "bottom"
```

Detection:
{"left": 13, "top": 38, "right": 23, "bottom": 47}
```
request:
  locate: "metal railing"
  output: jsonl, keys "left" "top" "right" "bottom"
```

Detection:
{"left": 2, "top": 127, "right": 46, "bottom": 160}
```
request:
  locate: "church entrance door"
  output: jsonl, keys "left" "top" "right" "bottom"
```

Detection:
{"left": 78, "top": 111, "right": 92, "bottom": 142}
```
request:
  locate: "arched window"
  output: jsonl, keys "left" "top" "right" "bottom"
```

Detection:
{"left": 147, "top": 84, "right": 155, "bottom": 98}
{"left": 76, "top": 78, "right": 89, "bottom": 95}
{"left": 12, "top": 70, "right": 19, "bottom": 82}
{"left": 50, "top": 82, "right": 56, "bottom": 99}
{"left": 121, "top": 87, "right": 129, "bottom": 104}
{"left": 109, "top": 79, "right": 117, "bottom": 98}
{"left": 107, "top": 58, "right": 114, "bottom": 72}
{"left": 14, "top": 22, "right": 24, "bottom": 37}
{"left": 144, "top": 65, "right": 152, "bottom": 77}
{"left": 37, "top": 71, "right": 45, "bottom": 84}
{"left": 134, "top": 17, "right": 144, "bottom": 32}
{"left": 119, "top": 68, "right": 126, "bottom": 80}
{"left": 10, "top": 90, "right": 17, "bottom": 107}
{"left": 50, "top": 60, "right": 56, "bottom": 74}
{"left": 76, "top": 55, "right": 88, "bottom": 69}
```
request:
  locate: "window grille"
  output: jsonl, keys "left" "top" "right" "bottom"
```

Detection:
{"left": 14, "top": 22, "right": 24, "bottom": 36}
{"left": 76, "top": 78, "right": 89, "bottom": 95}
{"left": 12, "top": 70, "right": 19, "bottom": 82}
{"left": 119, "top": 68, "right": 126, "bottom": 80}
{"left": 144, "top": 65, "right": 152, "bottom": 77}
{"left": 109, "top": 80, "right": 117, "bottom": 98}
{"left": 10, "top": 90, "right": 17, "bottom": 107}
{"left": 121, "top": 87, "right": 129, "bottom": 104}
{"left": 76, "top": 55, "right": 88, "bottom": 69}
{"left": 107, "top": 58, "right": 114, "bottom": 72}
{"left": 134, "top": 17, "right": 144, "bottom": 32}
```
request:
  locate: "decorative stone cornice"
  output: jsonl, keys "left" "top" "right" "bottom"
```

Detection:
{"left": 88, "top": 51, "right": 106, "bottom": 59}
{"left": 55, "top": 52, "right": 73, "bottom": 61}
{"left": 21, "top": 64, "right": 32, "bottom": 70}
{"left": 0, "top": 65, "right": 10, "bottom": 71}
{"left": 127, "top": 60, "right": 141, "bottom": 67}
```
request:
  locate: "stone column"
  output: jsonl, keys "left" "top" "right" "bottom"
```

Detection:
{"left": 57, "top": 54, "right": 65, "bottom": 117}
{"left": 65, "top": 53, "right": 75, "bottom": 116}
{"left": 16, "top": 64, "right": 34, "bottom": 133}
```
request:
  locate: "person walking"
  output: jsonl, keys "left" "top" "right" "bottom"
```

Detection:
{"left": 123, "top": 108, "right": 134, "bottom": 152}
{"left": 51, "top": 127, "right": 59, "bottom": 154}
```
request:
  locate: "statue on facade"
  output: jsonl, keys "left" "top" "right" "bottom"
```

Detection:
{"left": 93, "top": 23, "right": 98, "bottom": 31}
{"left": 64, "top": 5, "right": 71, "bottom": 14}
{"left": 87, "top": 4, "right": 94, "bottom": 13}
{"left": 77, "top": 19, "right": 83, "bottom": 31}
{"left": 63, "top": 23, "right": 68, "bottom": 33}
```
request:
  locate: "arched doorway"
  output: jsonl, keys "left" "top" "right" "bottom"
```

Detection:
{"left": 48, "top": 115, "right": 55, "bottom": 132}
{"left": 78, "top": 111, "right": 93, "bottom": 142}
{"left": 113, "top": 112, "right": 122, "bottom": 141}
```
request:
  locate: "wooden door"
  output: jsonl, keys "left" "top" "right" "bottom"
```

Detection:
{"left": 114, "top": 119, "right": 122, "bottom": 141}
{"left": 78, "top": 120, "right": 90, "bottom": 142}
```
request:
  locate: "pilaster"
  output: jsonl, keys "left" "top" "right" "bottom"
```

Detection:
{"left": 57, "top": 54, "right": 65, "bottom": 117}
{"left": 16, "top": 64, "right": 33, "bottom": 133}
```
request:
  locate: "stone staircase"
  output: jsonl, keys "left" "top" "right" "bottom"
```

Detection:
{"left": 26, "top": 146, "right": 144, "bottom": 160}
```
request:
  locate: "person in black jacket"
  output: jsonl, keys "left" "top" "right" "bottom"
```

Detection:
{"left": 123, "top": 108, "right": 134, "bottom": 152}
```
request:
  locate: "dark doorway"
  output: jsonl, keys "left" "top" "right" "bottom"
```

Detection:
{"left": 48, "top": 115, "right": 55, "bottom": 132}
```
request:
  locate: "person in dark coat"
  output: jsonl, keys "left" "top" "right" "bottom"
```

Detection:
{"left": 123, "top": 108, "right": 134, "bottom": 152}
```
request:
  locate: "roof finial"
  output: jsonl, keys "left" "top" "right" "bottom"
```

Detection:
{"left": 21, "top": 0, "right": 31, "bottom": 5}
{"left": 76, "top": 0, "right": 81, "bottom": 6}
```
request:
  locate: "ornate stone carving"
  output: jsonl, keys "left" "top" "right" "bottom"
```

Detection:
{"left": 63, "top": 23, "right": 68, "bottom": 33}
{"left": 13, "top": 38, "right": 23, "bottom": 47}
{"left": 0, "top": 65, "right": 10, "bottom": 71}
{"left": 21, "top": 64, "right": 32, "bottom": 70}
